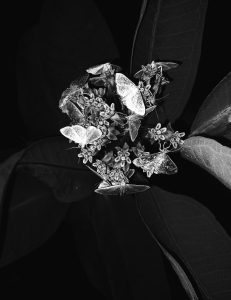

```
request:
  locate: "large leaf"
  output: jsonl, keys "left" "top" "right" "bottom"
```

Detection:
{"left": 130, "top": 0, "right": 208, "bottom": 123}
{"left": 66, "top": 199, "right": 113, "bottom": 299}
{"left": 137, "top": 210, "right": 199, "bottom": 300}
{"left": 0, "top": 169, "right": 69, "bottom": 267}
{"left": 17, "top": 0, "right": 118, "bottom": 139}
{"left": 181, "top": 136, "right": 231, "bottom": 190}
{"left": 0, "top": 150, "right": 26, "bottom": 228}
{"left": 0, "top": 136, "right": 98, "bottom": 267}
{"left": 190, "top": 73, "right": 231, "bottom": 139}
{"left": 0, "top": 151, "right": 25, "bottom": 196}
{"left": 88, "top": 193, "right": 172, "bottom": 299}
{"left": 0, "top": 137, "right": 101, "bottom": 265}
{"left": 136, "top": 186, "right": 231, "bottom": 299}
{"left": 17, "top": 136, "right": 99, "bottom": 202}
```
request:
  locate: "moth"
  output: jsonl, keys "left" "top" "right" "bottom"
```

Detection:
{"left": 133, "top": 151, "right": 178, "bottom": 177}
{"left": 115, "top": 73, "right": 146, "bottom": 116}
{"left": 134, "top": 61, "right": 178, "bottom": 80}
{"left": 59, "top": 73, "right": 89, "bottom": 108}
{"left": 59, "top": 73, "right": 89, "bottom": 122}
{"left": 86, "top": 166, "right": 149, "bottom": 196}
{"left": 126, "top": 106, "right": 156, "bottom": 142}
{"left": 87, "top": 62, "right": 121, "bottom": 88}
{"left": 60, "top": 125, "right": 102, "bottom": 148}
{"left": 95, "top": 182, "right": 150, "bottom": 196}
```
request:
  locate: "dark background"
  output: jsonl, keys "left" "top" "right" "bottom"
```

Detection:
{"left": 0, "top": 1, "right": 231, "bottom": 299}
{"left": 1, "top": 0, "right": 231, "bottom": 146}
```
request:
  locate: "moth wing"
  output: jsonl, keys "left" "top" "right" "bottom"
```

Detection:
{"left": 128, "top": 115, "right": 141, "bottom": 142}
{"left": 71, "top": 125, "right": 87, "bottom": 146}
{"left": 133, "top": 69, "right": 143, "bottom": 79}
{"left": 115, "top": 73, "right": 134, "bottom": 97}
{"left": 89, "top": 77, "right": 106, "bottom": 86}
{"left": 60, "top": 126, "right": 85, "bottom": 145}
{"left": 60, "top": 101, "right": 85, "bottom": 123}
{"left": 110, "top": 112, "right": 126, "bottom": 125}
{"left": 70, "top": 73, "right": 89, "bottom": 88}
{"left": 86, "top": 126, "right": 102, "bottom": 144}
{"left": 124, "top": 89, "right": 145, "bottom": 116}
{"left": 145, "top": 106, "right": 156, "bottom": 116}
{"left": 157, "top": 62, "right": 178, "bottom": 71}
{"left": 86, "top": 165, "right": 106, "bottom": 179}
{"left": 95, "top": 184, "right": 149, "bottom": 195}
{"left": 125, "top": 184, "right": 150, "bottom": 194}
{"left": 98, "top": 181, "right": 111, "bottom": 188}
{"left": 154, "top": 153, "right": 178, "bottom": 175}
{"left": 59, "top": 88, "right": 77, "bottom": 110}
{"left": 116, "top": 74, "right": 145, "bottom": 115}
{"left": 59, "top": 88, "right": 71, "bottom": 106}
{"left": 86, "top": 63, "right": 111, "bottom": 75}
{"left": 135, "top": 153, "right": 158, "bottom": 178}
{"left": 95, "top": 182, "right": 118, "bottom": 195}
{"left": 162, "top": 153, "right": 178, "bottom": 174}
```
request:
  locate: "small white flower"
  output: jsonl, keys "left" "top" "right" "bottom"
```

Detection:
{"left": 169, "top": 131, "right": 185, "bottom": 148}
{"left": 78, "top": 148, "right": 94, "bottom": 164}
{"left": 148, "top": 123, "right": 167, "bottom": 143}
{"left": 115, "top": 143, "right": 131, "bottom": 167}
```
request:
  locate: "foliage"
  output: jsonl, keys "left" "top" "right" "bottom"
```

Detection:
{"left": 1, "top": 1, "right": 231, "bottom": 299}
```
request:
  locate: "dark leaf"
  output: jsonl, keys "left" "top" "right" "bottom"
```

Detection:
{"left": 190, "top": 73, "right": 231, "bottom": 139}
{"left": 0, "top": 135, "right": 100, "bottom": 267}
{"left": 17, "top": 0, "right": 118, "bottom": 139}
{"left": 0, "top": 150, "right": 26, "bottom": 226}
{"left": 17, "top": 137, "right": 99, "bottom": 202}
{"left": 160, "top": 247, "right": 198, "bottom": 300}
{"left": 181, "top": 136, "right": 231, "bottom": 190}
{"left": 136, "top": 185, "right": 231, "bottom": 299}
{"left": 130, "top": 0, "right": 148, "bottom": 73}
{"left": 137, "top": 195, "right": 199, "bottom": 299}
{"left": 89, "top": 193, "right": 172, "bottom": 300}
{"left": 130, "top": 0, "right": 208, "bottom": 123}
{"left": 66, "top": 198, "right": 113, "bottom": 299}
{"left": 0, "top": 170, "right": 69, "bottom": 267}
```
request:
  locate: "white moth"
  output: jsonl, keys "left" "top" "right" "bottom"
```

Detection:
{"left": 86, "top": 62, "right": 120, "bottom": 75}
{"left": 134, "top": 61, "right": 178, "bottom": 79}
{"left": 115, "top": 73, "right": 145, "bottom": 116}
{"left": 86, "top": 166, "right": 149, "bottom": 196}
{"left": 60, "top": 125, "right": 102, "bottom": 148}
{"left": 95, "top": 182, "right": 149, "bottom": 196}
{"left": 133, "top": 152, "right": 178, "bottom": 177}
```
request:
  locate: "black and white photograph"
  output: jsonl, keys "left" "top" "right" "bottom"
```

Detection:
{"left": 0, "top": 1, "right": 231, "bottom": 299}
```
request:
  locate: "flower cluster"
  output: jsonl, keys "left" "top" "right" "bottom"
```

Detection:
{"left": 59, "top": 61, "right": 185, "bottom": 195}
{"left": 146, "top": 123, "right": 185, "bottom": 152}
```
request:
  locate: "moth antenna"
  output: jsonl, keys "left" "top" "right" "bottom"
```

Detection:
{"left": 64, "top": 147, "right": 79, "bottom": 150}
{"left": 155, "top": 108, "right": 160, "bottom": 121}
{"left": 156, "top": 93, "right": 169, "bottom": 102}
{"left": 94, "top": 182, "right": 100, "bottom": 189}
{"left": 159, "top": 142, "right": 171, "bottom": 153}
{"left": 86, "top": 165, "right": 104, "bottom": 180}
